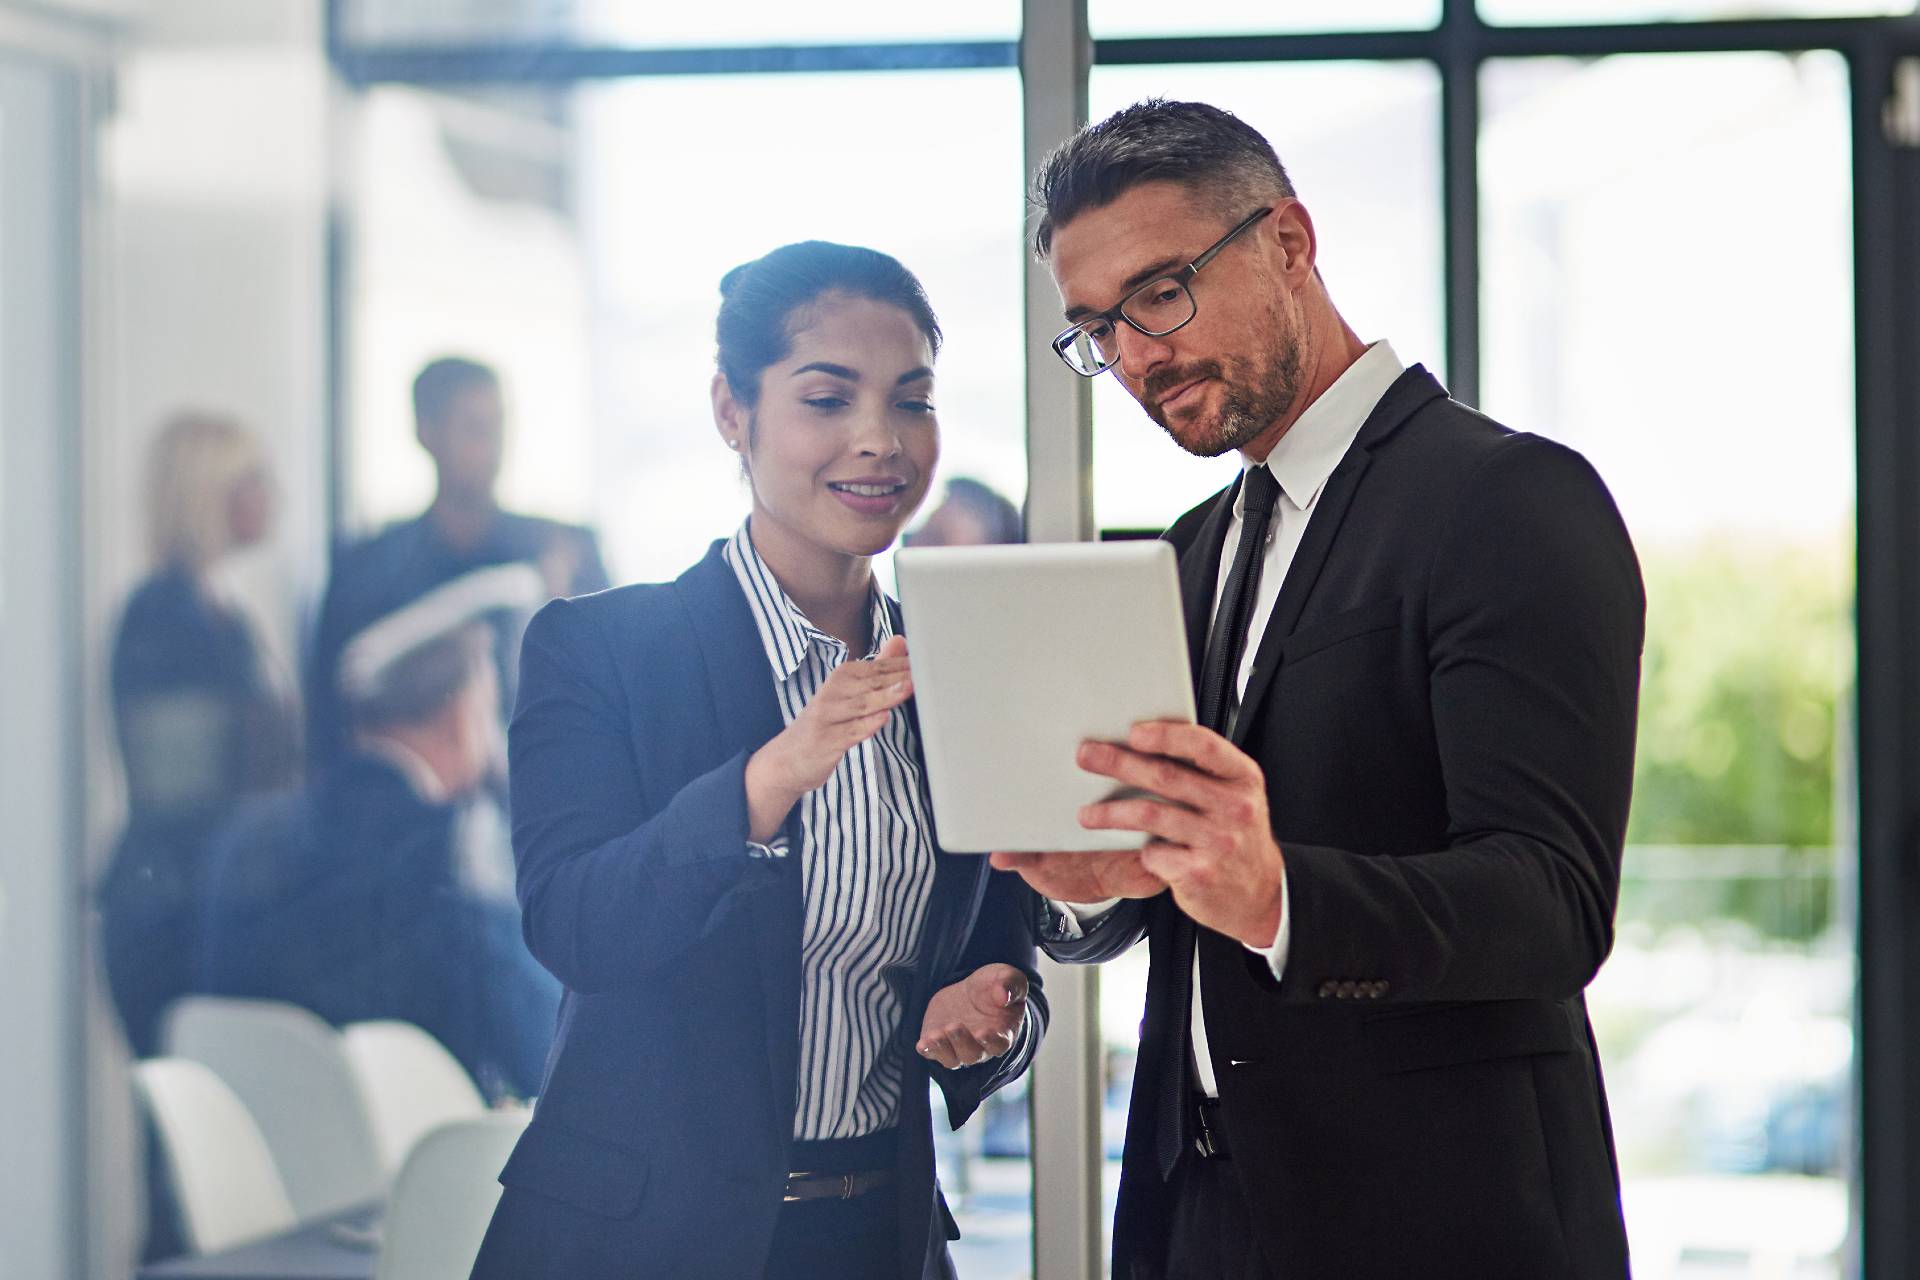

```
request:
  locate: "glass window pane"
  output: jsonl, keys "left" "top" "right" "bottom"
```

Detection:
{"left": 1482, "top": 50, "right": 1856, "bottom": 1280}
{"left": 340, "top": 0, "right": 1019, "bottom": 47}
{"left": 1086, "top": 61, "right": 1444, "bottom": 532}
{"left": 1482, "top": 0, "right": 1910, "bottom": 24}
{"left": 348, "top": 69, "right": 1034, "bottom": 1272}
{"left": 1092, "top": 0, "right": 1438, "bottom": 38}
{"left": 350, "top": 70, "right": 1029, "bottom": 588}
{"left": 1081, "top": 61, "right": 1442, "bottom": 1261}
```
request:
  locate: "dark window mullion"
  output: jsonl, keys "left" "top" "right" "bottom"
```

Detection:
{"left": 1441, "top": 0, "right": 1480, "bottom": 406}
{"left": 1854, "top": 36, "right": 1920, "bottom": 1280}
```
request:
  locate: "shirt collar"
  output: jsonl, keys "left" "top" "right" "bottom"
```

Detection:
{"left": 1237, "top": 339, "right": 1404, "bottom": 516}
{"left": 723, "top": 520, "right": 892, "bottom": 683}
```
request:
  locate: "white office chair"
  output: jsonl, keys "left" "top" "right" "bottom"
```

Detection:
{"left": 341, "top": 1020, "right": 489, "bottom": 1178}
{"left": 374, "top": 1111, "right": 530, "bottom": 1280}
{"left": 161, "top": 996, "right": 384, "bottom": 1219}
{"left": 134, "top": 1057, "right": 297, "bottom": 1255}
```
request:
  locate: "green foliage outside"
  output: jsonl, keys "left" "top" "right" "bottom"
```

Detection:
{"left": 1621, "top": 531, "right": 1854, "bottom": 942}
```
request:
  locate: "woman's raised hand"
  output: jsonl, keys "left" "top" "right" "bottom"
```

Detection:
{"left": 745, "top": 635, "right": 911, "bottom": 841}
{"left": 917, "top": 964, "right": 1029, "bottom": 1069}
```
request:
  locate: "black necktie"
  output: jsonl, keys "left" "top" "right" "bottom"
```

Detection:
{"left": 1156, "top": 464, "right": 1283, "bottom": 1179}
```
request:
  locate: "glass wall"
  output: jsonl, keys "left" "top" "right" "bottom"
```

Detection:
{"left": 344, "top": 65, "right": 1035, "bottom": 1271}
{"left": 1481, "top": 50, "right": 1856, "bottom": 1279}
{"left": 1087, "top": 60, "right": 1445, "bottom": 533}
{"left": 69, "top": 3, "right": 1920, "bottom": 1276}
{"left": 1083, "top": 60, "right": 1445, "bottom": 1261}
{"left": 1090, "top": 0, "right": 1438, "bottom": 37}
{"left": 1479, "top": 0, "right": 1911, "bottom": 25}
{"left": 348, "top": 70, "right": 1028, "bottom": 587}
{"left": 338, "top": 0, "right": 1020, "bottom": 47}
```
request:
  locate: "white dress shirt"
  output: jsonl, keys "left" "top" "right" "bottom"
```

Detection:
{"left": 723, "top": 522, "right": 940, "bottom": 1139}
{"left": 1059, "top": 339, "right": 1406, "bottom": 1098}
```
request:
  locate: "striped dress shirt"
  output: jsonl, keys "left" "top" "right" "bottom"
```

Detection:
{"left": 723, "top": 521, "right": 938, "bottom": 1140}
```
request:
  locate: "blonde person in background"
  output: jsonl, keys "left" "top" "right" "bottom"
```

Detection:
{"left": 98, "top": 411, "right": 299, "bottom": 1059}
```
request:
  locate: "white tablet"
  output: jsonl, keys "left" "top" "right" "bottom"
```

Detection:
{"left": 895, "top": 540, "right": 1196, "bottom": 853}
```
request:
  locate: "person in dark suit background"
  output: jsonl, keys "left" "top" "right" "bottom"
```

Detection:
{"left": 100, "top": 411, "right": 300, "bottom": 1057}
{"left": 306, "top": 356, "right": 610, "bottom": 770}
{"left": 472, "top": 241, "right": 1046, "bottom": 1280}
{"left": 202, "top": 580, "right": 561, "bottom": 1100}
{"left": 904, "top": 476, "right": 1023, "bottom": 548}
{"left": 991, "top": 100, "right": 1645, "bottom": 1279}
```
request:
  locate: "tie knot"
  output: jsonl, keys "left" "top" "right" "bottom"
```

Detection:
{"left": 1240, "top": 465, "right": 1281, "bottom": 520}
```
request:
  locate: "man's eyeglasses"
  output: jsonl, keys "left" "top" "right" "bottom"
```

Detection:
{"left": 1050, "top": 206, "right": 1273, "bottom": 378}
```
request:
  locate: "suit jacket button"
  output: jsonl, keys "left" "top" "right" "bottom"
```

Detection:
{"left": 1336, "top": 980, "right": 1357, "bottom": 999}
{"left": 1317, "top": 980, "right": 1338, "bottom": 999}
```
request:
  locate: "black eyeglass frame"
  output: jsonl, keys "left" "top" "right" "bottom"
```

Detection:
{"left": 1049, "top": 205, "right": 1274, "bottom": 377}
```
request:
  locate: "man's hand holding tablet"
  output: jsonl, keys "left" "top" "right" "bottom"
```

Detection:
{"left": 990, "top": 721, "right": 1287, "bottom": 951}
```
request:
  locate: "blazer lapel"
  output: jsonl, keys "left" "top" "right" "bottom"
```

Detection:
{"left": 1176, "top": 480, "right": 1240, "bottom": 685}
{"left": 673, "top": 541, "right": 805, "bottom": 1113}
{"left": 1229, "top": 366, "right": 1449, "bottom": 749}
{"left": 675, "top": 541, "right": 787, "bottom": 758}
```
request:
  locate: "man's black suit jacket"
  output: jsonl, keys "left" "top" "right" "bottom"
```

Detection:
{"left": 470, "top": 542, "right": 1046, "bottom": 1280}
{"left": 1052, "top": 366, "right": 1643, "bottom": 1279}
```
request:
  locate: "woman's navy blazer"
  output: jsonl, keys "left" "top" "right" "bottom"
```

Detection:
{"left": 472, "top": 539, "right": 1047, "bottom": 1280}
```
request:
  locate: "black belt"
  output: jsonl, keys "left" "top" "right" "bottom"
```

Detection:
{"left": 1192, "top": 1096, "right": 1231, "bottom": 1160}
{"left": 782, "top": 1169, "right": 896, "bottom": 1203}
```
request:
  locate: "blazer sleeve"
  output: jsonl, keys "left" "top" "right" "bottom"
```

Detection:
{"left": 508, "top": 596, "right": 783, "bottom": 994}
{"left": 1273, "top": 433, "right": 1645, "bottom": 1003}
{"left": 928, "top": 870, "right": 1050, "bottom": 1127}
{"left": 1035, "top": 896, "right": 1149, "bottom": 965}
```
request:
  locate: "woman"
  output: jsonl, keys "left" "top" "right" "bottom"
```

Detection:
{"left": 473, "top": 242, "right": 1045, "bottom": 1280}
{"left": 100, "top": 411, "right": 299, "bottom": 1056}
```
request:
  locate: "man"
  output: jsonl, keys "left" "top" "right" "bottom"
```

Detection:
{"left": 204, "top": 583, "right": 561, "bottom": 1099}
{"left": 905, "top": 476, "right": 1024, "bottom": 547}
{"left": 992, "top": 100, "right": 1643, "bottom": 1278}
{"left": 306, "top": 356, "right": 609, "bottom": 767}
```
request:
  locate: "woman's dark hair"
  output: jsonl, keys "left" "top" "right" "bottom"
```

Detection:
{"left": 716, "top": 241, "right": 942, "bottom": 407}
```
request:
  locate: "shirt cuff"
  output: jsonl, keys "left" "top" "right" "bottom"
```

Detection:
{"left": 1046, "top": 897, "right": 1122, "bottom": 940}
{"left": 1240, "top": 864, "right": 1291, "bottom": 979}
{"left": 747, "top": 835, "right": 790, "bottom": 860}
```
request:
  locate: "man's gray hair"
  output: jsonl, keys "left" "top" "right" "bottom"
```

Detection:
{"left": 1031, "top": 99, "right": 1296, "bottom": 259}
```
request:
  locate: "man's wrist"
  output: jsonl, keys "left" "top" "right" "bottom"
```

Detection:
{"left": 1237, "top": 856, "right": 1292, "bottom": 980}
{"left": 1232, "top": 851, "right": 1288, "bottom": 950}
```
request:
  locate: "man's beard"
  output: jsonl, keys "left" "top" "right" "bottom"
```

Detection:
{"left": 1142, "top": 332, "right": 1303, "bottom": 459}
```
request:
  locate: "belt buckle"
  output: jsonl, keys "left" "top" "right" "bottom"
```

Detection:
{"left": 839, "top": 1173, "right": 856, "bottom": 1200}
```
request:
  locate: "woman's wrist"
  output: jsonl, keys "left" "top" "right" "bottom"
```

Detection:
{"left": 744, "top": 737, "right": 803, "bottom": 843}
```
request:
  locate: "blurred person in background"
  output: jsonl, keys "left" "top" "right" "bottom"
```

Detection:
{"left": 99, "top": 411, "right": 299, "bottom": 1057}
{"left": 472, "top": 241, "right": 1045, "bottom": 1280}
{"left": 306, "top": 355, "right": 610, "bottom": 769}
{"left": 201, "top": 578, "right": 561, "bottom": 1101}
{"left": 904, "top": 476, "right": 1023, "bottom": 547}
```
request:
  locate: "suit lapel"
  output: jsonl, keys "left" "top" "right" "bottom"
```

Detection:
{"left": 1228, "top": 366, "right": 1448, "bottom": 749}
{"left": 676, "top": 541, "right": 787, "bottom": 758}
{"left": 673, "top": 541, "right": 804, "bottom": 1112}
{"left": 1176, "top": 480, "right": 1240, "bottom": 685}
